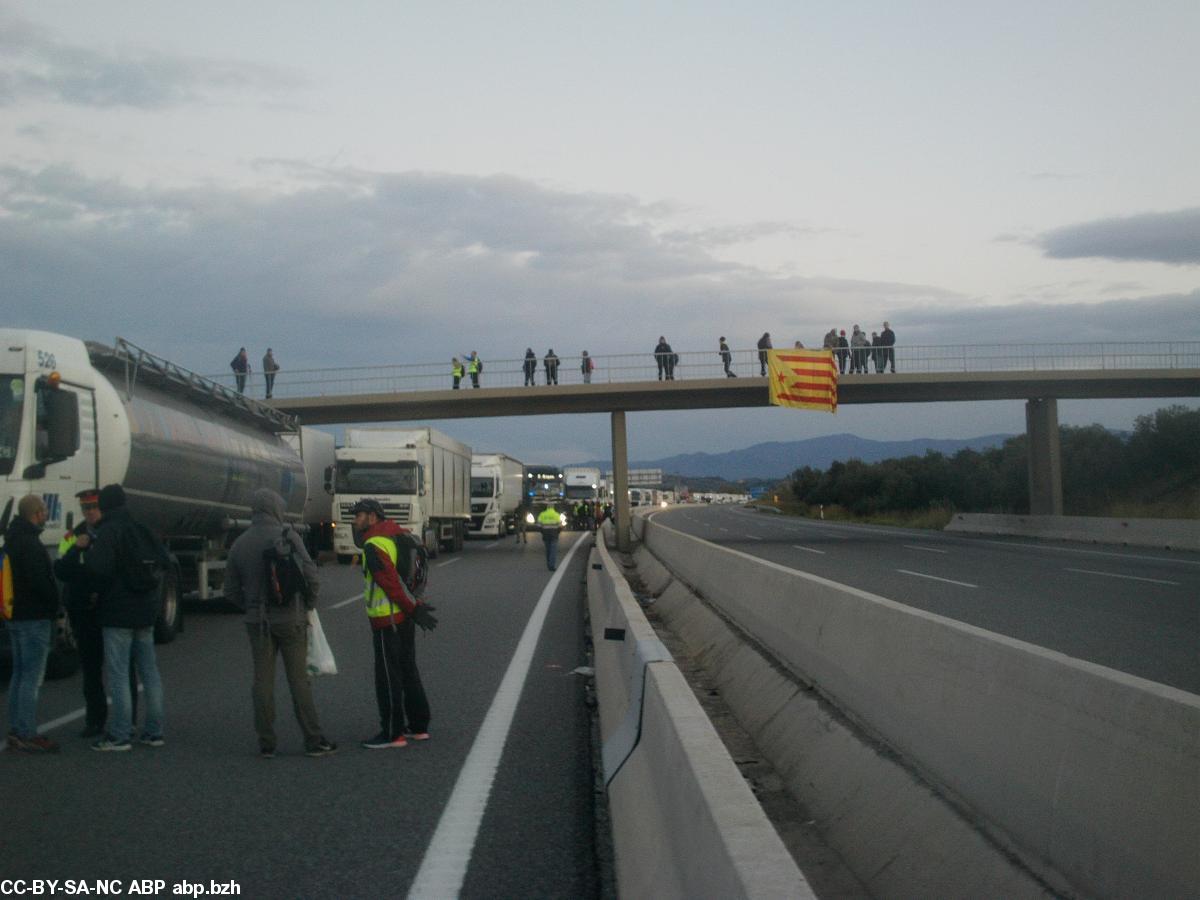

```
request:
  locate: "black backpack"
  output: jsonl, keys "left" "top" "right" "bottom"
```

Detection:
{"left": 263, "top": 528, "right": 309, "bottom": 607}
{"left": 119, "top": 521, "right": 168, "bottom": 594}
{"left": 392, "top": 531, "right": 429, "bottom": 596}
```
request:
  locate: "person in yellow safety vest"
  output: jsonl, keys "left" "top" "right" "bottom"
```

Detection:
{"left": 465, "top": 351, "right": 481, "bottom": 388}
{"left": 350, "top": 498, "right": 438, "bottom": 750}
{"left": 52, "top": 488, "right": 137, "bottom": 738}
{"left": 537, "top": 504, "right": 563, "bottom": 571}
{"left": 451, "top": 357, "right": 463, "bottom": 390}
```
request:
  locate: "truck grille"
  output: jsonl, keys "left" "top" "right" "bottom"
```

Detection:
{"left": 471, "top": 502, "right": 488, "bottom": 514}
{"left": 339, "top": 501, "right": 412, "bottom": 524}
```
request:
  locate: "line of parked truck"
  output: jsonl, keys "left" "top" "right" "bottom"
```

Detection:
{"left": 1, "top": 329, "right": 612, "bottom": 677}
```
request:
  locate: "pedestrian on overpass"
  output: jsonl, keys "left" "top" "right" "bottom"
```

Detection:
{"left": 523, "top": 348, "right": 537, "bottom": 386}
{"left": 756, "top": 332, "right": 772, "bottom": 376}
{"left": 451, "top": 357, "right": 463, "bottom": 390}
{"left": 350, "top": 499, "right": 438, "bottom": 749}
{"left": 537, "top": 504, "right": 563, "bottom": 571}
{"left": 226, "top": 489, "right": 336, "bottom": 759}
{"left": 581, "top": 350, "right": 594, "bottom": 383}
{"left": 719, "top": 337, "right": 736, "bottom": 377}
{"left": 880, "top": 321, "right": 896, "bottom": 373}
{"left": 654, "top": 336, "right": 675, "bottom": 380}
{"left": 465, "top": 351, "right": 482, "bottom": 388}
{"left": 544, "top": 349, "right": 560, "bottom": 385}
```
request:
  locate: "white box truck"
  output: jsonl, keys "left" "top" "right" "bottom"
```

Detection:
{"left": 332, "top": 427, "right": 471, "bottom": 560}
{"left": 470, "top": 453, "right": 524, "bottom": 537}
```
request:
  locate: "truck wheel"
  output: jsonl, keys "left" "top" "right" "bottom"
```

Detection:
{"left": 44, "top": 610, "right": 80, "bottom": 680}
{"left": 154, "top": 568, "right": 184, "bottom": 644}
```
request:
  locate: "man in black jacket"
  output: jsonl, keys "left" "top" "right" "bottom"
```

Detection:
{"left": 4, "top": 495, "right": 61, "bottom": 753}
{"left": 54, "top": 488, "right": 137, "bottom": 738}
{"left": 85, "top": 484, "right": 168, "bottom": 752}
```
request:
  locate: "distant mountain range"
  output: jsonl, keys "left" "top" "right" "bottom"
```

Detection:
{"left": 576, "top": 433, "right": 1015, "bottom": 481}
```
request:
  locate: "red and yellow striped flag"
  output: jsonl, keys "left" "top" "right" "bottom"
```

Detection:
{"left": 767, "top": 349, "right": 838, "bottom": 413}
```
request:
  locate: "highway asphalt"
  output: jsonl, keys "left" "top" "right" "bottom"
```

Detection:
{"left": 0, "top": 531, "right": 606, "bottom": 899}
{"left": 654, "top": 505, "right": 1200, "bottom": 695}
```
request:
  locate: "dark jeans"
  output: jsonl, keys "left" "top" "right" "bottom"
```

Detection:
{"left": 247, "top": 622, "right": 324, "bottom": 752}
{"left": 235, "top": 373, "right": 247, "bottom": 392}
{"left": 372, "top": 622, "right": 430, "bottom": 739}
{"left": 69, "top": 604, "right": 137, "bottom": 730}
{"left": 264, "top": 373, "right": 276, "bottom": 397}
{"left": 542, "top": 529, "right": 560, "bottom": 570}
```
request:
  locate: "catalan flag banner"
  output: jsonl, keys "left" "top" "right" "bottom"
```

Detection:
{"left": 767, "top": 349, "right": 838, "bottom": 413}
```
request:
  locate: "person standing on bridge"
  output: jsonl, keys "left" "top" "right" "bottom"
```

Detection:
{"left": 544, "top": 349, "right": 560, "bottom": 385}
{"left": 654, "top": 336, "right": 675, "bottom": 380}
{"left": 880, "top": 321, "right": 896, "bottom": 373}
{"left": 756, "top": 332, "right": 772, "bottom": 376}
{"left": 350, "top": 499, "right": 438, "bottom": 750}
{"left": 451, "top": 357, "right": 463, "bottom": 390}
{"left": 230, "top": 347, "right": 250, "bottom": 394}
{"left": 465, "top": 351, "right": 482, "bottom": 388}
{"left": 523, "top": 348, "right": 537, "bottom": 386}
{"left": 537, "top": 504, "right": 563, "bottom": 571}
{"left": 836, "top": 330, "right": 849, "bottom": 373}
{"left": 262, "top": 349, "right": 280, "bottom": 399}
{"left": 226, "top": 488, "right": 336, "bottom": 759}
{"left": 719, "top": 337, "right": 736, "bottom": 377}
{"left": 581, "top": 350, "right": 594, "bottom": 384}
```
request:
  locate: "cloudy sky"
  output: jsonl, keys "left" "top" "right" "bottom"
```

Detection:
{"left": 3, "top": 1, "right": 1197, "bottom": 465}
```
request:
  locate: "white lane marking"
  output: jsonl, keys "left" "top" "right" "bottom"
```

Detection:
{"left": 745, "top": 535, "right": 762, "bottom": 541}
{"left": 1, "top": 687, "right": 143, "bottom": 752}
{"left": 905, "top": 544, "right": 948, "bottom": 554}
{"left": 436, "top": 557, "right": 463, "bottom": 567}
{"left": 897, "top": 569, "right": 978, "bottom": 588}
{"left": 793, "top": 545, "right": 826, "bottom": 555}
{"left": 408, "top": 534, "right": 588, "bottom": 899}
{"left": 1065, "top": 567, "right": 1180, "bottom": 586}
{"left": 484, "top": 541, "right": 502, "bottom": 549}
{"left": 331, "top": 592, "right": 362, "bottom": 609}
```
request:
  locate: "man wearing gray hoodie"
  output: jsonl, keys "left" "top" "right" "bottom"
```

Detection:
{"left": 225, "top": 489, "right": 336, "bottom": 758}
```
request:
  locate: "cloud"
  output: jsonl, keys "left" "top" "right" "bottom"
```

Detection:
{"left": 0, "top": 11, "right": 305, "bottom": 109}
{"left": 1035, "top": 208, "right": 1200, "bottom": 266}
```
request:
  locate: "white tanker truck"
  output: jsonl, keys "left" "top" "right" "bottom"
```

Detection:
{"left": 0, "top": 330, "right": 334, "bottom": 675}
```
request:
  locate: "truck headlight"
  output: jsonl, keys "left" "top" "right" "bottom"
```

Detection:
{"left": 525, "top": 512, "right": 535, "bottom": 524}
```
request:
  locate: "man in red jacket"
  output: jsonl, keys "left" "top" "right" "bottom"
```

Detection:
{"left": 350, "top": 499, "right": 438, "bottom": 749}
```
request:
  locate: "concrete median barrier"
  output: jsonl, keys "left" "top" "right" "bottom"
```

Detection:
{"left": 945, "top": 512, "right": 1200, "bottom": 550}
{"left": 587, "top": 535, "right": 813, "bottom": 899}
{"left": 640, "top": 514, "right": 1200, "bottom": 900}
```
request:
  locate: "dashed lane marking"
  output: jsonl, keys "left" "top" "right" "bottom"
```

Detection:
{"left": 896, "top": 569, "right": 978, "bottom": 588}
{"left": 904, "top": 544, "right": 949, "bottom": 554}
{"left": 1065, "top": 567, "right": 1180, "bottom": 586}
{"left": 793, "top": 545, "right": 826, "bottom": 555}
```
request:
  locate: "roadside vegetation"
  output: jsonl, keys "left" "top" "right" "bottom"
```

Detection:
{"left": 771, "top": 405, "right": 1199, "bottom": 525}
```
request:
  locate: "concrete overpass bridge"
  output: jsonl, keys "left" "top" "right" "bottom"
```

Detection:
{"left": 240, "top": 342, "right": 1200, "bottom": 550}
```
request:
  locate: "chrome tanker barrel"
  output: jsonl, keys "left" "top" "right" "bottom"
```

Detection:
{"left": 86, "top": 340, "right": 306, "bottom": 538}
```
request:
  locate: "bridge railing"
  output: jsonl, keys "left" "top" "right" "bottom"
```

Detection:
{"left": 204, "top": 342, "right": 1200, "bottom": 398}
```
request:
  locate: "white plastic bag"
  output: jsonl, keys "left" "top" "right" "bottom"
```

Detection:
{"left": 306, "top": 609, "right": 338, "bottom": 676}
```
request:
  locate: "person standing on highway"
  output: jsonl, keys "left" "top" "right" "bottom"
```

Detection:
{"left": 514, "top": 503, "right": 530, "bottom": 543}
{"left": 4, "top": 495, "right": 61, "bottom": 753}
{"left": 465, "top": 351, "right": 482, "bottom": 388}
{"left": 54, "top": 488, "right": 136, "bottom": 740}
{"left": 581, "top": 350, "right": 594, "bottom": 384}
{"left": 756, "top": 332, "right": 772, "bottom": 376}
{"left": 537, "top": 504, "right": 563, "bottom": 571}
{"left": 350, "top": 499, "right": 438, "bottom": 750}
{"left": 654, "top": 336, "right": 676, "bottom": 380}
{"left": 225, "top": 489, "right": 336, "bottom": 759}
{"left": 544, "top": 349, "right": 560, "bottom": 385}
{"left": 85, "top": 485, "right": 168, "bottom": 752}
{"left": 719, "top": 337, "right": 736, "bottom": 377}
{"left": 231, "top": 347, "right": 250, "bottom": 393}
{"left": 451, "top": 357, "right": 463, "bottom": 390}
{"left": 262, "top": 349, "right": 280, "bottom": 399}
{"left": 880, "top": 321, "right": 896, "bottom": 373}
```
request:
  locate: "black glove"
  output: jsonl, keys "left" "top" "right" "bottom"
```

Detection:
{"left": 411, "top": 603, "right": 438, "bottom": 632}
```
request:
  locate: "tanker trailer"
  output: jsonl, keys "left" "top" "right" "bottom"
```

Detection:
{"left": 1, "top": 330, "right": 313, "bottom": 674}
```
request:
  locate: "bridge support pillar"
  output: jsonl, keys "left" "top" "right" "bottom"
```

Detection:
{"left": 1025, "top": 397, "right": 1063, "bottom": 515}
{"left": 611, "top": 410, "right": 631, "bottom": 552}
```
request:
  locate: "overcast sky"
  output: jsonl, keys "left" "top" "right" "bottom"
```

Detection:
{"left": 3, "top": 1, "right": 1197, "bottom": 465}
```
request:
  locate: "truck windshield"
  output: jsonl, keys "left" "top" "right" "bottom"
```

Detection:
{"left": 0, "top": 375, "right": 25, "bottom": 476}
{"left": 336, "top": 461, "right": 419, "bottom": 494}
{"left": 471, "top": 477, "right": 495, "bottom": 498}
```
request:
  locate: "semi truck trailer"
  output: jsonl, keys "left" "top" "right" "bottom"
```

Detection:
{"left": 332, "top": 427, "right": 471, "bottom": 560}
{"left": 470, "top": 453, "right": 524, "bottom": 537}
{"left": 0, "top": 330, "right": 335, "bottom": 674}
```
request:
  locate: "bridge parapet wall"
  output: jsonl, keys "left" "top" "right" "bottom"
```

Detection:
{"left": 640, "top": 513, "right": 1200, "bottom": 900}
{"left": 946, "top": 512, "right": 1200, "bottom": 550}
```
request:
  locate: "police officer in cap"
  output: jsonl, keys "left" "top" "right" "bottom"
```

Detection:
{"left": 53, "top": 489, "right": 136, "bottom": 738}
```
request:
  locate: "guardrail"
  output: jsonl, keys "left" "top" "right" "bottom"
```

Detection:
{"left": 205, "top": 342, "right": 1200, "bottom": 399}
